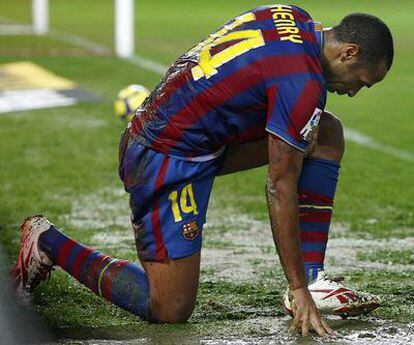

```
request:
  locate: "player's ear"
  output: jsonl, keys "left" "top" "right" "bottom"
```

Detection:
{"left": 340, "top": 43, "right": 360, "bottom": 63}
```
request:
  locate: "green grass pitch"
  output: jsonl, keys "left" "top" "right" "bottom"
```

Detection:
{"left": 0, "top": 0, "right": 413, "bottom": 343}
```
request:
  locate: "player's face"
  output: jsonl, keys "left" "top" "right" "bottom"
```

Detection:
{"left": 324, "top": 44, "right": 389, "bottom": 97}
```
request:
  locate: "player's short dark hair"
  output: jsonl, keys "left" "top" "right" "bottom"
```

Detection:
{"left": 333, "top": 13, "right": 394, "bottom": 71}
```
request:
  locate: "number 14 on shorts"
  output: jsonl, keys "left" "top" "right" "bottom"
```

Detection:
{"left": 168, "top": 183, "right": 199, "bottom": 222}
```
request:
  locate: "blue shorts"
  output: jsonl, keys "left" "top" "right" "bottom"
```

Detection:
{"left": 119, "top": 139, "right": 225, "bottom": 262}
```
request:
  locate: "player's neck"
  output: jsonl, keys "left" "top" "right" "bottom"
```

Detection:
{"left": 321, "top": 29, "right": 339, "bottom": 80}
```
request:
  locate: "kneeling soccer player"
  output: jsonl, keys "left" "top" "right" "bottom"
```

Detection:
{"left": 12, "top": 4, "right": 393, "bottom": 337}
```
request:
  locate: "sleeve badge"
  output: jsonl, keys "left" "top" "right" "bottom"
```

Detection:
{"left": 300, "top": 108, "right": 323, "bottom": 142}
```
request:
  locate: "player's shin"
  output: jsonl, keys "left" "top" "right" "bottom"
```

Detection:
{"left": 39, "top": 226, "right": 151, "bottom": 320}
{"left": 297, "top": 158, "right": 339, "bottom": 284}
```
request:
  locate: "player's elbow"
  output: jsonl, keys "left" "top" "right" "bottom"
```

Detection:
{"left": 265, "top": 175, "right": 297, "bottom": 202}
{"left": 265, "top": 177, "right": 276, "bottom": 199}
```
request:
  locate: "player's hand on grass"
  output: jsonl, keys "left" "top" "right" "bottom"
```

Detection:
{"left": 289, "top": 287, "right": 333, "bottom": 337}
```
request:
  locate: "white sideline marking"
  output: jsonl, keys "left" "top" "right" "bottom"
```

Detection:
{"left": 2, "top": 16, "right": 413, "bottom": 163}
{"left": 126, "top": 55, "right": 168, "bottom": 75}
{"left": 345, "top": 128, "right": 414, "bottom": 162}
{"left": 49, "top": 30, "right": 170, "bottom": 74}
{"left": 48, "top": 31, "right": 110, "bottom": 55}
{"left": 50, "top": 31, "right": 169, "bottom": 73}
{"left": 0, "top": 24, "right": 33, "bottom": 35}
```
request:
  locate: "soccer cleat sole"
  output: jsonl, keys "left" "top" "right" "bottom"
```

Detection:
{"left": 11, "top": 214, "right": 54, "bottom": 305}
{"left": 335, "top": 302, "right": 381, "bottom": 318}
{"left": 284, "top": 301, "right": 380, "bottom": 319}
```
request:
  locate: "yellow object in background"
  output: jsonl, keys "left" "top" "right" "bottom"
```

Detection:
{"left": 0, "top": 61, "right": 99, "bottom": 114}
{"left": 113, "top": 84, "right": 150, "bottom": 122}
{"left": 0, "top": 61, "right": 76, "bottom": 91}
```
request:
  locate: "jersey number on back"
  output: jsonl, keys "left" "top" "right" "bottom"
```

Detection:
{"left": 191, "top": 12, "right": 265, "bottom": 81}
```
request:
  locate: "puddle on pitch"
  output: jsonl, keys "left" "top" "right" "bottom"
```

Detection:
{"left": 57, "top": 317, "right": 414, "bottom": 345}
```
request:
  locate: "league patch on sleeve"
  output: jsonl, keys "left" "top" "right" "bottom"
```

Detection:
{"left": 300, "top": 108, "right": 322, "bottom": 142}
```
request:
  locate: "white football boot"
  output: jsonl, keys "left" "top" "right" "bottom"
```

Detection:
{"left": 284, "top": 271, "right": 381, "bottom": 318}
{"left": 11, "top": 215, "right": 54, "bottom": 305}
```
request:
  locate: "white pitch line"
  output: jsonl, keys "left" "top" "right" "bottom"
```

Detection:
{"left": 344, "top": 128, "right": 414, "bottom": 162}
{"left": 48, "top": 31, "right": 110, "bottom": 55}
{"left": 126, "top": 55, "right": 168, "bottom": 75}
{"left": 1, "top": 17, "right": 413, "bottom": 162}
{"left": 49, "top": 30, "right": 169, "bottom": 74}
{"left": 49, "top": 30, "right": 170, "bottom": 75}
{"left": 0, "top": 24, "right": 33, "bottom": 35}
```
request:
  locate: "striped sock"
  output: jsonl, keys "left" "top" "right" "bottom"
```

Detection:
{"left": 39, "top": 226, "right": 150, "bottom": 320}
{"left": 297, "top": 158, "right": 339, "bottom": 284}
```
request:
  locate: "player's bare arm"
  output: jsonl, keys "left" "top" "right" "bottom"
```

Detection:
{"left": 266, "top": 134, "right": 332, "bottom": 336}
{"left": 266, "top": 135, "right": 304, "bottom": 289}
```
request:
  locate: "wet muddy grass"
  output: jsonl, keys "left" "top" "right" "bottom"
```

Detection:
{"left": 10, "top": 187, "right": 408, "bottom": 344}
{"left": 59, "top": 320, "right": 414, "bottom": 345}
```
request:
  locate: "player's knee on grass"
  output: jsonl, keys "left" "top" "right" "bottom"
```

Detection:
{"left": 141, "top": 254, "right": 200, "bottom": 324}
{"left": 308, "top": 111, "right": 345, "bottom": 163}
{"left": 149, "top": 295, "right": 196, "bottom": 324}
{"left": 148, "top": 272, "right": 197, "bottom": 324}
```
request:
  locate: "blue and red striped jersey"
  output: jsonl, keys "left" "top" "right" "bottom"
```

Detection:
{"left": 128, "top": 4, "right": 327, "bottom": 161}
